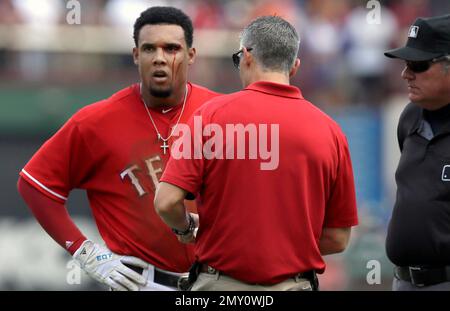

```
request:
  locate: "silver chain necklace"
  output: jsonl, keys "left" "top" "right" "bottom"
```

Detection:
{"left": 141, "top": 84, "right": 188, "bottom": 154}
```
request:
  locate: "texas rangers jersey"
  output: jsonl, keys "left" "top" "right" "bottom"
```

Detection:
{"left": 20, "top": 82, "right": 219, "bottom": 272}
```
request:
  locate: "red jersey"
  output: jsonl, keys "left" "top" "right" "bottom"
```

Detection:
{"left": 20, "top": 82, "right": 219, "bottom": 272}
{"left": 161, "top": 81, "right": 358, "bottom": 283}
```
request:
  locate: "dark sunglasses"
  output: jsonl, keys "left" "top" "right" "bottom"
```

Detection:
{"left": 406, "top": 55, "right": 450, "bottom": 73}
{"left": 232, "top": 47, "right": 253, "bottom": 69}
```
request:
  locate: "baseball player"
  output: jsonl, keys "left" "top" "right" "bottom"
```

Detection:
{"left": 17, "top": 6, "right": 219, "bottom": 291}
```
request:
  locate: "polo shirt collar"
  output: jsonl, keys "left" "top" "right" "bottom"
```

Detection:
{"left": 416, "top": 118, "right": 434, "bottom": 140}
{"left": 411, "top": 103, "right": 450, "bottom": 138}
{"left": 431, "top": 103, "right": 450, "bottom": 136}
{"left": 244, "top": 81, "right": 303, "bottom": 99}
{"left": 410, "top": 108, "right": 430, "bottom": 138}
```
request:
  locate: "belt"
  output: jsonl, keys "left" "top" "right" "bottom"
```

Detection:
{"left": 395, "top": 265, "right": 450, "bottom": 287}
{"left": 199, "top": 264, "right": 318, "bottom": 289}
{"left": 124, "top": 264, "right": 182, "bottom": 288}
{"left": 154, "top": 269, "right": 182, "bottom": 288}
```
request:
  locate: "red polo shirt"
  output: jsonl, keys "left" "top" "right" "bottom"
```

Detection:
{"left": 161, "top": 81, "right": 358, "bottom": 284}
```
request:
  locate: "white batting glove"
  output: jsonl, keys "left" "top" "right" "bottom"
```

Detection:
{"left": 73, "top": 240, "right": 148, "bottom": 291}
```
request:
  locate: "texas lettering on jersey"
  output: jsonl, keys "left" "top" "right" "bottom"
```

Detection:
{"left": 121, "top": 155, "right": 163, "bottom": 196}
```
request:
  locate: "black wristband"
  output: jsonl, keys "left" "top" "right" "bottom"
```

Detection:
{"left": 171, "top": 214, "right": 195, "bottom": 236}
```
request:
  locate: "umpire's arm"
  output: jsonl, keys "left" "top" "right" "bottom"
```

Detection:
{"left": 319, "top": 227, "right": 351, "bottom": 255}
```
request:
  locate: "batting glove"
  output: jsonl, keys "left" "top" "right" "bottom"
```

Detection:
{"left": 73, "top": 240, "right": 148, "bottom": 291}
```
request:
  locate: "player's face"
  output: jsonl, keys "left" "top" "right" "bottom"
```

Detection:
{"left": 133, "top": 24, "right": 195, "bottom": 99}
{"left": 401, "top": 61, "right": 450, "bottom": 110}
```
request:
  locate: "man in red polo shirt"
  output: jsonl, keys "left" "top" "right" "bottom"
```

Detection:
{"left": 155, "top": 16, "right": 358, "bottom": 291}
{"left": 17, "top": 7, "right": 219, "bottom": 291}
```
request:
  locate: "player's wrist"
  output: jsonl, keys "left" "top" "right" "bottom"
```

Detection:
{"left": 171, "top": 213, "right": 196, "bottom": 236}
{"left": 73, "top": 239, "right": 96, "bottom": 265}
{"left": 67, "top": 237, "right": 88, "bottom": 255}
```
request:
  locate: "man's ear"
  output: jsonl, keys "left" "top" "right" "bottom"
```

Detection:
{"left": 132, "top": 47, "right": 139, "bottom": 65}
{"left": 188, "top": 47, "right": 196, "bottom": 65}
{"left": 289, "top": 58, "right": 301, "bottom": 77}
{"left": 243, "top": 47, "right": 253, "bottom": 68}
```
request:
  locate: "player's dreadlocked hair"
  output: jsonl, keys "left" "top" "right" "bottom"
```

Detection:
{"left": 133, "top": 6, "right": 194, "bottom": 47}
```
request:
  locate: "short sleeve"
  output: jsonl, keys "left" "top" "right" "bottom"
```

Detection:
{"left": 160, "top": 108, "right": 206, "bottom": 197}
{"left": 323, "top": 132, "right": 358, "bottom": 228}
{"left": 20, "top": 116, "right": 95, "bottom": 203}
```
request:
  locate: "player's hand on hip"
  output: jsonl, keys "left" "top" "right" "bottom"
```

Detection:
{"left": 73, "top": 240, "right": 148, "bottom": 291}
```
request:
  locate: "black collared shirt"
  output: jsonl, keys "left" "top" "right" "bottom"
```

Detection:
{"left": 386, "top": 102, "right": 450, "bottom": 266}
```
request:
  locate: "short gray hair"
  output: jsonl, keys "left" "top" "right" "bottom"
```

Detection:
{"left": 441, "top": 55, "right": 450, "bottom": 74}
{"left": 240, "top": 16, "right": 300, "bottom": 73}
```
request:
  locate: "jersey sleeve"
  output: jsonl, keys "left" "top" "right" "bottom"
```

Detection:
{"left": 17, "top": 176, "right": 87, "bottom": 254}
{"left": 160, "top": 108, "right": 206, "bottom": 197}
{"left": 20, "top": 116, "right": 95, "bottom": 203}
{"left": 323, "top": 131, "right": 358, "bottom": 228}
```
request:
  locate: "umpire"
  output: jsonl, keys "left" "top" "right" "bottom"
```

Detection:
{"left": 384, "top": 14, "right": 450, "bottom": 290}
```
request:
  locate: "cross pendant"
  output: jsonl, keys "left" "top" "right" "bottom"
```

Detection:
{"left": 161, "top": 140, "right": 169, "bottom": 155}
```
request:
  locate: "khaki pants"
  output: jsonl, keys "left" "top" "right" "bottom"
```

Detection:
{"left": 393, "top": 278, "right": 450, "bottom": 291}
{"left": 191, "top": 271, "right": 313, "bottom": 291}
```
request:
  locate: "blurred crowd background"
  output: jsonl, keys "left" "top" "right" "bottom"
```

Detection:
{"left": 0, "top": 0, "right": 449, "bottom": 290}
